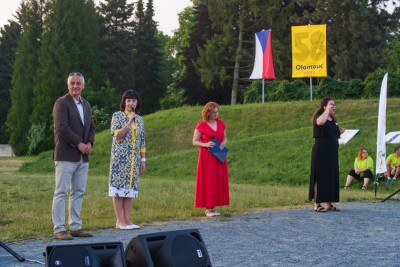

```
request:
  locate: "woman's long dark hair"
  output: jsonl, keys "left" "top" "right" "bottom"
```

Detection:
{"left": 311, "top": 97, "right": 336, "bottom": 123}
{"left": 120, "top": 90, "right": 142, "bottom": 113}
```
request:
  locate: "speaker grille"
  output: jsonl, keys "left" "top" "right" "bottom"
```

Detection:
{"left": 125, "top": 229, "right": 212, "bottom": 267}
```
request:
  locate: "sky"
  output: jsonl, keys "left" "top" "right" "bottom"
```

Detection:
{"left": 1, "top": 1, "right": 398, "bottom": 36}
{"left": 0, "top": 0, "right": 192, "bottom": 36}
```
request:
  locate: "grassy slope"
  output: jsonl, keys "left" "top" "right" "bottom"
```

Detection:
{"left": 20, "top": 98, "right": 400, "bottom": 186}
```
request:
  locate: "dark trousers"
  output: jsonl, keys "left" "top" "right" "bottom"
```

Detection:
{"left": 348, "top": 169, "right": 373, "bottom": 180}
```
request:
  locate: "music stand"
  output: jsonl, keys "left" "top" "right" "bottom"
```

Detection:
{"left": 0, "top": 240, "right": 25, "bottom": 262}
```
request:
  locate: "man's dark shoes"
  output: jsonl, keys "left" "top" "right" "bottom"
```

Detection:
{"left": 69, "top": 229, "right": 93, "bottom": 238}
{"left": 54, "top": 231, "right": 73, "bottom": 240}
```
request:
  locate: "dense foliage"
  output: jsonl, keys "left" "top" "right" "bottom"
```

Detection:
{"left": 6, "top": 1, "right": 44, "bottom": 155}
{"left": 132, "top": 0, "right": 166, "bottom": 113}
{"left": 293, "top": 0, "right": 399, "bottom": 80}
{"left": 2, "top": 0, "right": 170, "bottom": 155}
{"left": 0, "top": 0, "right": 399, "bottom": 155}
{"left": 97, "top": 0, "right": 135, "bottom": 93}
{"left": 0, "top": 21, "right": 20, "bottom": 144}
{"left": 244, "top": 71, "right": 400, "bottom": 103}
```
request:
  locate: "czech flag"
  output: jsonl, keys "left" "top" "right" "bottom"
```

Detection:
{"left": 249, "top": 29, "right": 275, "bottom": 79}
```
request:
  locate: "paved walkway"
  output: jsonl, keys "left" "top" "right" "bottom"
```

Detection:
{"left": 1, "top": 201, "right": 399, "bottom": 266}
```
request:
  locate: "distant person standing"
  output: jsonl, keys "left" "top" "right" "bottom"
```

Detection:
{"left": 193, "top": 102, "right": 229, "bottom": 217}
{"left": 52, "top": 72, "right": 95, "bottom": 240}
{"left": 109, "top": 90, "right": 146, "bottom": 230}
{"left": 309, "top": 98, "right": 345, "bottom": 212}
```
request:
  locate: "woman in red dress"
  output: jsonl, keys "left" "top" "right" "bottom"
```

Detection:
{"left": 193, "top": 102, "right": 229, "bottom": 217}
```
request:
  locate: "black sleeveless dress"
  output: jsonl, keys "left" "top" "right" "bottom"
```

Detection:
{"left": 308, "top": 114, "right": 340, "bottom": 203}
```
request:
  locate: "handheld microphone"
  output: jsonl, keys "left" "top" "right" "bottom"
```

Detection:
{"left": 132, "top": 108, "right": 137, "bottom": 130}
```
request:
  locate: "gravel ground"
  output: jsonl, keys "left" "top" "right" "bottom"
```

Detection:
{"left": 1, "top": 201, "right": 400, "bottom": 267}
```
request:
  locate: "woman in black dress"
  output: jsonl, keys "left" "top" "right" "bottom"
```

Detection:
{"left": 309, "top": 98, "right": 345, "bottom": 212}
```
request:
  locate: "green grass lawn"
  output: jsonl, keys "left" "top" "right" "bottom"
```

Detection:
{"left": 2, "top": 99, "right": 400, "bottom": 241}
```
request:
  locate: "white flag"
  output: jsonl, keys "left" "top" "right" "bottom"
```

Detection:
{"left": 375, "top": 73, "right": 388, "bottom": 174}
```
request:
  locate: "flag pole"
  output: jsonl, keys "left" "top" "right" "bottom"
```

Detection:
{"left": 249, "top": 29, "right": 275, "bottom": 101}
{"left": 310, "top": 77, "right": 313, "bottom": 101}
{"left": 262, "top": 79, "right": 265, "bottom": 104}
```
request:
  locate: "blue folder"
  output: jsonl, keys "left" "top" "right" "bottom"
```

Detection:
{"left": 209, "top": 137, "right": 228, "bottom": 163}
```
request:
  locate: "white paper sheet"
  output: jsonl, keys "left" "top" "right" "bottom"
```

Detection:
{"left": 339, "top": 129, "right": 359, "bottom": 145}
{"left": 385, "top": 131, "right": 400, "bottom": 144}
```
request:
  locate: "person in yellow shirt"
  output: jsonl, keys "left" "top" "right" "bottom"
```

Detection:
{"left": 344, "top": 148, "right": 374, "bottom": 190}
{"left": 385, "top": 146, "right": 400, "bottom": 185}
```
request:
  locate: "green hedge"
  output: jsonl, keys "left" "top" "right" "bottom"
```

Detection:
{"left": 244, "top": 70, "right": 400, "bottom": 103}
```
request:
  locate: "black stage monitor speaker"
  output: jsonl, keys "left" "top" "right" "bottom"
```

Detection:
{"left": 44, "top": 242, "right": 126, "bottom": 267}
{"left": 125, "top": 228, "right": 212, "bottom": 267}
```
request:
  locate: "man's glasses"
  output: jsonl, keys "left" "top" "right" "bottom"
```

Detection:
{"left": 69, "top": 72, "right": 83, "bottom": 77}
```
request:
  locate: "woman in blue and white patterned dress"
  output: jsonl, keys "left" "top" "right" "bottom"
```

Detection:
{"left": 109, "top": 90, "right": 146, "bottom": 230}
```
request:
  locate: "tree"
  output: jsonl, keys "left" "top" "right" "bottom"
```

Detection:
{"left": 195, "top": 0, "right": 241, "bottom": 104}
{"left": 6, "top": 0, "right": 45, "bottom": 155}
{"left": 169, "top": 1, "right": 218, "bottom": 105}
{"left": 0, "top": 20, "right": 21, "bottom": 144}
{"left": 97, "top": 0, "right": 135, "bottom": 93}
{"left": 384, "top": 3, "right": 400, "bottom": 74}
{"left": 132, "top": 0, "right": 165, "bottom": 113}
{"left": 385, "top": 38, "right": 400, "bottom": 73}
{"left": 83, "top": 80, "right": 120, "bottom": 132}
{"left": 292, "top": 0, "right": 400, "bottom": 80}
{"left": 30, "top": 0, "right": 100, "bottom": 153}
{"left": 196, "top": 0, "right": 293, "bottom": 104}
{"left": 157, "top": 31, "right": 177, "bottom": 95}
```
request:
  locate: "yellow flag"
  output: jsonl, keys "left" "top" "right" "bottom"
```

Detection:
{"left": 291, "top": 24, "right": 327, "bottom": 78}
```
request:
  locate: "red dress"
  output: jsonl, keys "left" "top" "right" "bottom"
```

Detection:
{"left": 195, "top": 120, "right": 230, "bottom": 208}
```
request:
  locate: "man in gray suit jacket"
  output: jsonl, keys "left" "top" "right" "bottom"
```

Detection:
{"left": 52, "top": 72, "right": 95, "bottom": 240}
